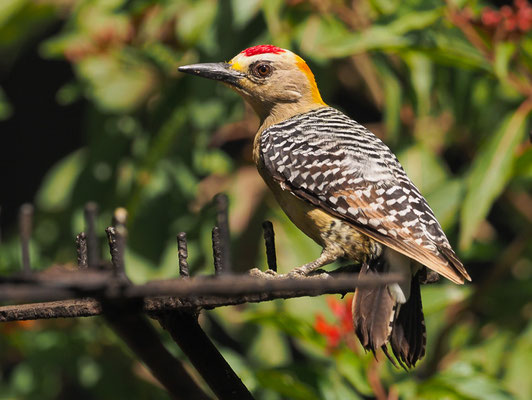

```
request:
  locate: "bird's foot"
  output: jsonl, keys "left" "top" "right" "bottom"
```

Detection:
{"left": 249, "top": 268, "right": 278, "bottom": 279}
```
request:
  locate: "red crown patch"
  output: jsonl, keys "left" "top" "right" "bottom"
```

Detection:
{"left": 241, "top": 45, "right": 285, "bottom": 57}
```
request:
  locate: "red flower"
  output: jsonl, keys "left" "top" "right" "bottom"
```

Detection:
{"left": 480, "top": 0, "right": 532, "bottom": 33}
{"left": 314, "top": 295, "right": 353, "bottom": 352}
{"left": 314, "top": 315, "right": 342, "bottom": 349}
{"left": 481, "top": 8, "right": 502, "bottom": 27}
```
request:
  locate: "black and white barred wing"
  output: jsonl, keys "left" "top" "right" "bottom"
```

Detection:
{"left": 261, "top": 107, "right": 470, "bottom": 284}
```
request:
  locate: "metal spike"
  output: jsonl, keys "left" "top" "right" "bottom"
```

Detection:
{"left": 177, "top": 232, "right": 189, "bottom": 278}
{"left": 19, "top": 203, "right": 33, "bottom": 274}
{"left": 214, "top": 193, "right": 231, "bottom": 273}
{"left": 76, "top": 232, "right": 88, "bottom": 269}
{"left": 105, "top": 226, "right": 126, "bottom": 279}
{"left": 212, "top": 226, "right": 223, "bottom": 275}
{"left": 262, "top": 221, "right": 277, "bottom": 272}
{"left": 84, "top": 202, "right": 100, "bottom": 268}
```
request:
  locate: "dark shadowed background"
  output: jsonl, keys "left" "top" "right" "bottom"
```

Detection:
{"left": 1, "top": 0, "right": 531, "bottom": 399}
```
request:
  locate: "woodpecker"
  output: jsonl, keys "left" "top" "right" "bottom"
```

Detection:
{"left": 179, "top": 45, "right": 471, "bottom": 368}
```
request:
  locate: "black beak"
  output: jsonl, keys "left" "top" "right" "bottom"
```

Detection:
{"left": 178, "top": 63, "right": 244, "bottom": 86}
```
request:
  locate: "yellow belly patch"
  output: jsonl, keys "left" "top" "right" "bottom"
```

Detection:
{"left": 270, "top": 184, "right": 374, "bottom": 262}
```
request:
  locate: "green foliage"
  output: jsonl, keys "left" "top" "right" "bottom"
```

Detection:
{"left": 1, "top": 0, "right": 531, "bottom": 399}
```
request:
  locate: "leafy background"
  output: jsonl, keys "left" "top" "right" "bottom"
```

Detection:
{"left": 1, "top": 0, "right": 531, "bottom": 399}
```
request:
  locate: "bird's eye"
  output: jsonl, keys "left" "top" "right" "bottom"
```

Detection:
{"left": 253, "top": 63, "right": 272, "bottom": 78}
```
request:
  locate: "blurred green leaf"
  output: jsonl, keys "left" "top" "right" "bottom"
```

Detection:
{"left": 248, "top": 325, "right": 290, "bottom": 366}
{"left": 36, "top": 149, "right": 87, "bottom": 212}
{"left": 0, "top": 0, "right": 55, "bottom": 52}
{"left": 231, "top": 0, "right": 261, "bottom": 28}
{"left": 431, "top": 362, "right": 514, "bottom": 400}
{"left": 397, "top": 144, "right": 448, "bottom": 193}
{"left": 504, "top": 321, "right": 532, "bottom": 400}
{"left": 421, "top": 284, "right": 470, "bottom": 315}
{"left": 262, "top": 0, "right": 288, "bottom": 45}
{"left": 335, "top": 351, "right": 373, "bottom": 396}
{"left": 244, "top": 310, "right": 316, "bottom": 342}
{"left": 494, "top": 41, "right": 516, "bottom": 80}
{"left": 0, "top": 0, "right": 26, "bottom": 28}
{"left": 301, "top": 15, "right": 410, "bottom": 58}
{"left": 460, "top": 102, "right": 532, "bottom": 250}
{"left": 368, "top": 0, "right": 400, "bottom": 16}
{"left": 12, "top": 363, "right": 35, "bottom": 394}
{"left": 256, "top": 369, "right": 320, "bottom": 400}
{"left": 175, "top": 0, "right": 218, "bottom": 45}
{"left": 513, "top": 147, "right": 532, "bottom": 179}
{"left": 77, "top": 52, "right": 158, "bottom": 112}
{"left": 375, "top": 61, "right": 401, "bottom": 143}
{"left": 0, "top": 86, "right": 13, "bottom": 120}
{"left": 404, "top": 52, "right": 432, "bottom": 116}
{"left": 425, "top": 178, "right": 464, "bottom": 230}
{"left": 56, "top": 81, "right": 82, "bottom": 106}
{"left": 3, "top": 1, "right": 532, "bottom": 398}
{"left": 428, "top": 32, "right": 490, "bottom": 71}
{"left": 305, "top": 9, "right": 442, "bottom": 57}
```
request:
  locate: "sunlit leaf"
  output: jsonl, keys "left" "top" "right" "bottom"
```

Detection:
{"left": 301, "top": 15, "right": 410, "bottom": 58}
{"left": 176, "top": 0, "right": 218, "bottom": 45}
{"left": 231, "top": 0, "right": 261, "bottom": 28}
{"left": 318, "top": 9, "right": 442, "bottom": 57}
{"left": 494, "top": 41, "right": 516, "bottom": 80}
{"left": 0, "top": 0, "right": 26, "bottom": 28}
{"left": 404, "top": 52, "right": 432, "bottom": 116}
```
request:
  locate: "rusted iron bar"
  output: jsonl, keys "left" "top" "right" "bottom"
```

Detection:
{"left": 159, "top": 311, "right": 254, "bottom": 400}
{"left": 103, "top": 210, "right": 211, "bottom": 399}
{"left": 103, "top": 304, "right": 211, "bottom": 400}
{"left": 0, "top": 272, "right": 401, "bottom": 317}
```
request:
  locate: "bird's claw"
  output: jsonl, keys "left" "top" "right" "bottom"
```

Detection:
{"left": 287, "top": 267, "right": 309, "bottom": 278}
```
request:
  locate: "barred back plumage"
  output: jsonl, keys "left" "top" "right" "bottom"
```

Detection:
{"left": 260, "top": 107, "right": 469, "bottom": 284}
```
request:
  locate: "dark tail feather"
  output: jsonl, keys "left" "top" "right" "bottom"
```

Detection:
{"left": 388, "top": 272, "right": 426, "bottom": 369}
{"left": 352, "top": 260, "right": 426, "bottom": 369}
{"left": 352, "top": 259, "right": 395, "bottom": 353}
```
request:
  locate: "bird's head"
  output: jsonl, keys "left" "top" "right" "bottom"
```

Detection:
{"left": 178, "top": 45, "right": 326, "bottom": 123}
